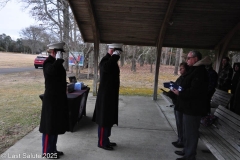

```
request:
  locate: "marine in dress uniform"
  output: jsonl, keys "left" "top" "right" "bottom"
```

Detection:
{"left": 39, "top": 42, "right": 69, "bottom": 159}
{"left": 92, "top": 43, "right": 123, "bottom": 150}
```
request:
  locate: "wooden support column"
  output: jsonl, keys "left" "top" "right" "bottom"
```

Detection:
{"left": 86, "top": 0, "right": 100, "bottom": 96}
{"left": 153, "top": 0, "right": 177, "bottom": 100}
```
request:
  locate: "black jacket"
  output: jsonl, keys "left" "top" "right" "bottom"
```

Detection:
{"left": 39, "top": 55, "right": 69, "bottom": 134}
{"left": 92, "top": 53, "right": 120, "bottom": 127}
{"left": 231, "top": 63, "right": 240, "bottom": 94}
{"left": 233, "top": 80, "right": 240, "bottom": 115}
{"left": 178, "top": 65, "right": 209, "bottom": 116}
{"left": 217, "top": 63, "right": 233, "bottom": 92}
{"left": 165, "top": 75, "right": 185, "bottom": 111}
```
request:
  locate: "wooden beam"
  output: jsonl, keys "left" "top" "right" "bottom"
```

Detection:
{"left": 214, "top": 22, "right": 240, "bottom": 72}
{"left": 153, "top": 0, "right": 177, "bottom": 100}
{"left": 86, "top": 0, "right": 100, "bottom": 95}
{"left": 215, "top": 22, "right": 240, "bottom": 50}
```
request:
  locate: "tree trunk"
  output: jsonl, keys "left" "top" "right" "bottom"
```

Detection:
{"left": 150, "top": 62, "right": 153, "bottom": 73}
{"left": 87, "top": 50, "right": 93, "bottom": 79}
{"left": 139, "top": 56, "right": 144, "bottom": 66}
{"left": 169, "top": 48, "right": 172, "bottom": 65}
{"left": 75, "top": 62, "right": 80, "bottom": 78}
{"left": 62, "top": 0, "right": 69, "bottom": 71}
{"left": 174, "top": 48, "right": 180, "bottom": 75}
{"left": 120, "top": 51, "right": 124, "bottom": 67}
{"left": 131, "top": 46, "right": 136, "bottom": 72}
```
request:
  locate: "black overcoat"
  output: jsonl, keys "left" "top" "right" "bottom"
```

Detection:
{"left": 92, "top": 53, "right": 120, "bottom": 127}
{"left": 178, "top": 65, "right": 209, "bottom": 116}
{"left": 233, "top": 81, "right": 240, "bottom": 115}
{"left": 39, "top": 55, "right": 69, "bottom": 135}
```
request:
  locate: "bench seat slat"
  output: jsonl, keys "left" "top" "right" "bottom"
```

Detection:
{"left": 214, "top": 112, "right": 240, "bottom": 133}
{"left": 206, "top": 126, "right": 240, "bottom": 158}
{"left": 210, "top": 89, "right": 232, "bottom": 108}
{"left": 199, "top": 105, "right": 240, "bottom": 160}
{"left": 200, "top": 126, "right": 240, "bottom": 160}
{"left": 209, "top": 120, "right": 240, "bottom": 153}
{"left": 214, "top": 117, "right": 240, "bottom": 140}
{"left": 218, "top": 105, "right": 240, "bottom": 121}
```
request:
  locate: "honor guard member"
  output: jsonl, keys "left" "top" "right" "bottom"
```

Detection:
{"left": 92, "top": 43, "right": 123, "bottom": 150}
{"left": 39, "top": 42, "right": 69, "bottom": 159}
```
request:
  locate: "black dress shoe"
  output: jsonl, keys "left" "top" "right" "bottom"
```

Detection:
{"left": 172, "top": 141, "right": 178, "bottom": 144}
{"left": 175, "top": 151, "right": 185, "bottom": 156}
{"left": 172, "top": 142, "right": 184, "bottom": 148}
{"left": 55, "top": 150, "right": 64, "bottom": 156}
{"left": 98, "top": 145, "right": 114, "bottom": 150}
{"left": 109, "top": 142, "right": 117, "bottom": 147}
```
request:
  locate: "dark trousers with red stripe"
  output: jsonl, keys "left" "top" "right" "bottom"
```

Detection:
{"left": 42, "top": 134, "right": 58, "bottom": 154}
{"left": 98, "top": 126, "right": 112, "bottom": 147}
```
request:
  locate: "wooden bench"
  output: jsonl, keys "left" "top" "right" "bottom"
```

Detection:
{"left": 211, "top": 88, "right": 232, "bottom": 108}
{"left": 199, "top": 105, "right": 240, "bottom": 160}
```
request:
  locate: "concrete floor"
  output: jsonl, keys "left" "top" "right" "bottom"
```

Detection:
{"left": 1, "top": 94, "right": 217, "bottom": 160}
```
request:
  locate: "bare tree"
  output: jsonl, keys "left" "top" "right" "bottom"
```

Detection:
{"left": 20, "top": 26, "right": 47, "bottom": 54}
{"left": 144, "top": 47, "right": 156, "bottom": 73}
{"left": 21, "top": 0, "right": 74, "bottom": 68}
{"left": 131, "top": 46, "right": 137, "bottom": 72}
{"left": 174, "top": 48, "right": 181, "bottom": 75}
{"left": 87, "top": 50, "right": 94, "bottom": 79}
{"left": 120, "top": 46, "right": 126, "bottom": 67}
{"left": 62, "top": 0, "right": 69, "bottom": 70}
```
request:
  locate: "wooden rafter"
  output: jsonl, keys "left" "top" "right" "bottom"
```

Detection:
{"left": 86, "top": 0, "right": 100, "bottom": 95}
{"left": 215, "top": 21, "right": 240, "bottom": 51}
{"left": 86, "top": 0, "right": 100, "bottom": 41}
{"left": 214, "top": 22, "right": 240, "bottom": 72}
{"left": 153, "top": 0, "right": 177, "bottom": 100}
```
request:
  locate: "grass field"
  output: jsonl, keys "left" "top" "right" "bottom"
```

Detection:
{"left": 0, "top": 52, "right": 178, "bottom": 154}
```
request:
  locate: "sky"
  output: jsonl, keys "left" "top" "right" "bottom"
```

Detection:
{"left": 0, "top": 1, "right": 36, "bottom": 40}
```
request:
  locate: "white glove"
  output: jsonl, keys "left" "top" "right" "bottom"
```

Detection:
{"left": 112, "top": 50, "right": 121, "bottom": 56}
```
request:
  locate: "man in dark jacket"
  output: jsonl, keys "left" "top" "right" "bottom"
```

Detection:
{"left": 92, "top": 43, "right": 123, "bottom": 151}
{"left": 39, "top": 42, "right": 69, "bottom": 159}
{"left": 172, "top": 51, "right": 209, "bottom": 160}
{"left": 217, "top": 57, "right": 233, "bottom": 92}
{"left": 206, "top": 62, "right": 218, "bottom": 114}
{"left": 230, "top": 63, "right": 240, "bottom": 111}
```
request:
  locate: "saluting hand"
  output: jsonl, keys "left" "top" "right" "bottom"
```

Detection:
{"left": 112, "top": 50, "right": 121, "bottom": 56}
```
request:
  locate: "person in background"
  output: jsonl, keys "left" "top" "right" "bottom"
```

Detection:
{"left": 92, "top": 43, "right": 123, "bottom": 151}
{"left": 172, "top": 51, "right": 209, "bottom": 160}
{"left": 39, "top": 42, "right": 69, "bottom": 159}
{"left": 233, "top": 79, "right": 240, "bottom": 115}
{"left": 230, "top": 62, "right": 240, "bottom": 111}
{"left": 163, "top": 62, "right": 189, "bottom": 149}
{"left": 217, "top": 57, "right": 233, "bottom": 92}
{"left": 205, "top": 61, "right": 218, "bottom": 114}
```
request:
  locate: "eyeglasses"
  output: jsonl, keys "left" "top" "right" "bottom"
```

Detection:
{"left": 187, "top": 56, "right": 195, "bottom": 60}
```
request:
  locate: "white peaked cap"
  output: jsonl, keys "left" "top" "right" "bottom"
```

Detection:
{"left": 47, "top": 42, "right": 65, "bottom": 49}
{"left": 107, "top": 43, "right": 123, "bottom": 49}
